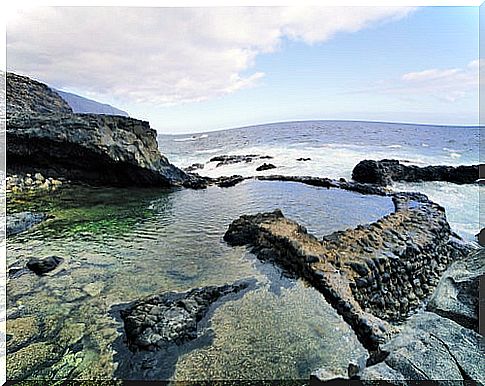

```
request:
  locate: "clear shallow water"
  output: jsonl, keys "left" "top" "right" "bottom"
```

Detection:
{"left": 159, "top": 120, "right": 482, "bottom": 240}
{"left": 7, "top": 180, "right": 392, "bottom": 380}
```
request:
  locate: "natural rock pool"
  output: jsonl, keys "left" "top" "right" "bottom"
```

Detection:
{"left": 6, "top": 179, "right": 395, "bottom": 381}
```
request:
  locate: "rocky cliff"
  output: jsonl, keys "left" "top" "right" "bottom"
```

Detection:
{"left": 6, "top": 72, "right": 201, "bottom": 188}
{"left": 56, "top": 89, "right": 129, "bottom": 117}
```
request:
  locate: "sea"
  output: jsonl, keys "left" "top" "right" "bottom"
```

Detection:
{"left": 159, "top": 120, "right": 482, "bottom": 241}
{"left": 4, "top": 120, "right": 482, "bottom": 382}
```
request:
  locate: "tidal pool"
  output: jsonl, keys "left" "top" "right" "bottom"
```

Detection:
{"left": 6, "top": 180, "right": 394, "bottom": 381}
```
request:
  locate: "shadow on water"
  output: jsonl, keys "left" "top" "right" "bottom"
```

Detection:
{"left": 110, "top": 279, "right": 258, "bottom": 380}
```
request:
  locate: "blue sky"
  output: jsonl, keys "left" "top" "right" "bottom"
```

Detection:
{"left": 7, "top": 6, "right": 479, "bottom": 133}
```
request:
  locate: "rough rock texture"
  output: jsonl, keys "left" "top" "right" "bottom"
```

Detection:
{"left": 352, "top": 159, "right": 479, "bottom": 186}
{"left": 209, "top": 154, "right": 273, "bottom": 167}
{"left": 7, "top": 72, "right": 72, "bottom": 114}
{"left": 7, "top": 113, "right": 201, "bottom": 188}
{"left": 224, "top": 193, "right": 469, "bottom": 351}
{"left": 26, "top": 256, "right": 64, "bottom": 275}
{"left": 256, "top": 163, "right": 277, "bottom": 171}
{"left": 426, "top": 248, "right": 483, "bottom": 331}
{"left": 120, "top": 281, "right": 250, "bottom": 352}
{"left": 361, "top": 311, "right": 485, "bottom": 383}
{"left": 7, "top": 211, "right": 46, "bottom": 237}
{"left": 7, "top": 72, "right": 203, "bottom": 188}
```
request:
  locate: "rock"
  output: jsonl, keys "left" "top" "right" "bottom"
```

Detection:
{"left": 223, "top": 190, "right": 468, "bottom": 351}
{"left": 183, "top": 163, "right": 205, "bottom": 172}
{"left": 6, "top": 316, "right": 40, "bottom": 352}
{"left": 7, "top": 211, "right": 46, "bottom": 237}
{"left": 360, "top": 362, "right": 407, "bottom": 383}
{"left": 7, "top": 72, "right": 203, "bottom": 188}
{"left": 118, "top": 280, "right": 252, "bottom": 351}
{"left": 352, "top": 159, "right": 478, "bottom": 186}
{"left": 296, "top": 157, "right": 311, "bottom": 161}
{"left": 256, "top": 163, "right": 277, "bottom": 171}
{"left": 380, "top": 312, "right": 484, "bottom": 383}
{"left": 7, "top": 342, "right": 59, "bottom": 380}
{"left": 427, "top": 248, "right": 483, "bottom": 331}
{"left": 209, "top": 154, "right": 273, "bottom": 167}
{"left": 476, "top": 228, "right": 485, "bottom": 246}
{"left": 214, "top": 175, "right": 246, "bottom": 188}
{"left": 26, "top": 256, "right": 64, "bottom": 275}
{"left": 7, "top": 72, "right": 72, "bottom": 114}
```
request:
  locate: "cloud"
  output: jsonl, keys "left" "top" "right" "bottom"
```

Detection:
{"left": 354, "top": 59, "right": 479, "bottom": 103}
{"left": 7, "top": 6, "right": 413, "bottom": 105}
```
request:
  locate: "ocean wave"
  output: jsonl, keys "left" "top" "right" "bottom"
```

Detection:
{"left": 387, "top": 144, "right": 402, "bottom": 148}
{"left": 195, "top": 148, "right": 224, "bottom": 154}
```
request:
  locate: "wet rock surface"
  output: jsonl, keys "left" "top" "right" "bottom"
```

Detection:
{"left": 256, "top": 163, "right": 277, "bottom": 171}
{"left": 6, "top": 172, "right": 64, "bottom": 194}
{"left": 183, "top": 163, "right": 205, "bottom": 172}
{"left": 209, "top": 154, "right": 273, "bottom": 167}
{"left": 27, "top": 256, "right": 64, "bottom": 275}
{"left": 112, "top": 280, "right": 254, "bottom": 379}
{"left": 119, "top": 281, "right": 251, "bottom": 351}
{"left": 224, "top": 192, "right": 469, "bottom": 351}
{"left": 7, "top": 211, "right": 47, "bottom": 237}
{"left": 352, "top": 159, "right": 479, "bottom": 185}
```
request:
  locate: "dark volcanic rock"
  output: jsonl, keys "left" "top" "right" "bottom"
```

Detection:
{"left": 7, "top": 73, "right": 72, "bottom": 114}
{"left": 7, "top": 72, "right": 203, "bottom": 188}
{"left": 209, "top": 154, "right": 273, "bottom": 167}
{"left": 183, "top": 163, "right": 205, "bottom": 172}
{"left": 426, "top": 248, "right": 483, "bottom": 331}
{"left": 7, "top": 211, "right": 46, "bottom": 237}
{"left": 214, "top": 175, "right": 246, "bottom": 188}
{"left": 224, "top": 191, "right": 468, "bottom": 351}
{"left": 26, "top": 256, "right": 63, "bottom": 275}
{"left": 352, "top": 159, "right": 478, "bottom": 186}
{"left": 119, "top": 281, "right": 251, "bottom": 351}
{"left": 256, "top": 163, "right": 277, "bottom": 171}
{"left": 296, "top": 157, "right": 311, "bottom": 161}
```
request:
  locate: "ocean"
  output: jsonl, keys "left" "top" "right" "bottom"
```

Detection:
{"left": 159, "top": 120, "right": 482, "bottom": 241}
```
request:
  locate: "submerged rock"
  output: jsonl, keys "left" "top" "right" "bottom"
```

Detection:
{"left": 119, "top": 281, "right": 252, "bottom": 352}
{"left": 352, "top": 159, "right": 478, "bottom": 186}
{"left": 7, "top": 211, "right": 46, "bottom": 237}
{"left": 27, "top": 256, "right": 64, "bottom": 275}
{"left": 214, "top": 175, "right": 246, "bottom": 188}
{"left": 256, "top": 163, "right": 277, "bottom": 171}
{"left": 296, "top": 157, "right": 311, "bottom": 161}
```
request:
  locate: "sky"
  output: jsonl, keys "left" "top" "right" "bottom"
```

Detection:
{"left": 6, "top": 6, "right": 480, "bottom": 133}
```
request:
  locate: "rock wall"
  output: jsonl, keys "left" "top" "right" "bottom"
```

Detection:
{"left": 6, "top": 72, "right": 203, "bottom": 188}
{"left": 223, "top": 192, "right": 470, "bottom": 351}
{"left": 352, "top": 159, "right": 479, "bottom": 185}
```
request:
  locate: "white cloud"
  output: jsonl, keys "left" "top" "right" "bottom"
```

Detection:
{"left": 7, "top": 6, "right": 413, "bottom": 105}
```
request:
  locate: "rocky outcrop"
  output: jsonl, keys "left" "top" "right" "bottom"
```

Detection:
{"left": 209, "top": 154, "right": 273, "bottom": 167}
{"left": 352, "top": 159, "right": 479, "bottom": 186}
{"left": 224, "top": 193, "right": 469, "bottom": 351}
{"left": 296, "top": 157, "right": 311, "bottom": 161}
{"left": 55, "top": 89, "right": 129, "bottom": 117}
{"left": 6, "top": 72, "right": 72, "bottom": 114}
{"left": 183, "top": 163, "right": 205, "bottom": 172}
{"left": 7, "top": 72, "right": 203, "bottom": 188}
{"left": 7, "top": 211, "right": 47, "bottom": 237}
{"left": 256, "top": 163, "right": 277, "bottom": 171}
{"left": 119, "top": 281, "right": 251, "bottom": 352}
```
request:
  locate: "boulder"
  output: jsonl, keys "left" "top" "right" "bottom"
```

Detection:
{"left": 209, "top": 154, "right": 273, "bottom": 167}
{"left": 352, "top": 159, "right": 478, "bottom": 186}
{"left": 427, "top": 247, "right": 483, "bottom": 331}
{"left": 26, "top": 256, "right": 64, "bottom": 275}
{"left": 7, "top": 211, "right": 46, "bottom": 237}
